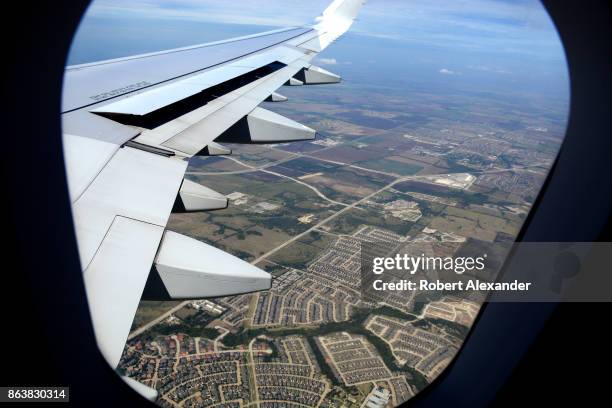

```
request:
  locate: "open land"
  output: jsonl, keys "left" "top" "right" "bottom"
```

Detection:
{"left": 120, "top": 80, "right": 565, "bottom": 407}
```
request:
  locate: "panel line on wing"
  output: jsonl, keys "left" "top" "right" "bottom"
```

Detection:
{"left": 84, "top": 215, "right": 165, "bottom": 367}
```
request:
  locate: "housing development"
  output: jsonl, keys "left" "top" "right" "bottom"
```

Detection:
{"left": 119, "top": 73, "right": 565, "bottom": 406}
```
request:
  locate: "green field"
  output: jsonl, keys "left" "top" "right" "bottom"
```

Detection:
{"left": 357, "top": 158, "right": 423, "bottom": 176}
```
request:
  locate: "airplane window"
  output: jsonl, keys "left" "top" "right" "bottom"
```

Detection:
{"left": 66, "top": 0, "right": 569, "bottom": 405}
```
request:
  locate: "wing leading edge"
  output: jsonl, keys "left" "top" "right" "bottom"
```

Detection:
{"left": 61, "top": 0, "right": 364, "bottom": 378}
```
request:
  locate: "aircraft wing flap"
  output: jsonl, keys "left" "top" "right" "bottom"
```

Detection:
{"left": 63, "top": 133, "right": 120, "bottom": 202}
{"left": 160, "top": 59, "right": 310, "bottom": 155}
{"left": 84, "top": 216, "right": 165, "bottom": 368}
{"left": 72, "top": 146, "right": 187, "bottom": 269}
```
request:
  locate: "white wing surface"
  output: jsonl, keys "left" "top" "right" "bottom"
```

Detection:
{"left": 61, "top": 0, "right": 363, "bottom": 370}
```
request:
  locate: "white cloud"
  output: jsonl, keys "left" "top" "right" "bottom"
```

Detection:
{"left": 439, "top": 68, "right": 455, "bottom": 75}
{"left": 468, "top": 65, "right": 512, "bottom": 74}
{"left": 86, "top": 0, "right": 328, "bottom": 27}
{"left": 317, "top": 57, "right": 338, "bottom": 65}
{"left": 83, "top": 0, "right": 564, "bottom": 59}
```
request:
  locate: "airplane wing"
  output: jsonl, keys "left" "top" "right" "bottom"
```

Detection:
{"left": 61, "top": 0, "right": 363, "bottom": 371}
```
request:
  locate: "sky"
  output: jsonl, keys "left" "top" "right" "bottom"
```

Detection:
{"left": 67, "top": 0, "right": 570, "bottom": 108}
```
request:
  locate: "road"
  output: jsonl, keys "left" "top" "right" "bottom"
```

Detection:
{"left": 127, "top": 176, "right": 401, "bottom": 339}
{"left": 128, "top": 146, "right": 545, "bottom": 339}
{"left": 128, "top": 301, "right": 191, "bottom": 340}
{"left": 190, "top": 155, "right": 350, "bottom": 207}
{"left": 252, "top": 175, "right": 409, "bottom": 264}
{"left": 187, "top": 154, "right": 299, "bottom": 176}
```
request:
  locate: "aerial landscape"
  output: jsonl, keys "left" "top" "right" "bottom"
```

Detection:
{"left": 118, "top": 74, "right": 566, "bottom": 407}
{"left": 66, "top": 0, "right": 570, "bottom": 406}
